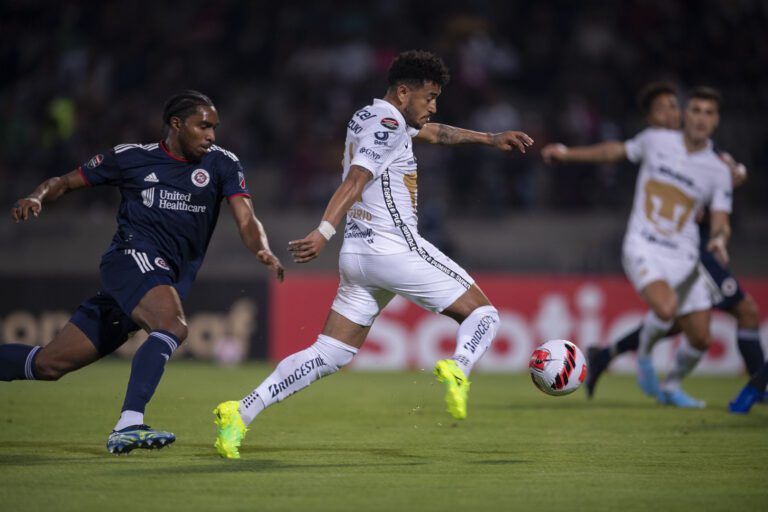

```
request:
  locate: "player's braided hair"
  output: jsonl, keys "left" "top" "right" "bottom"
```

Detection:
{"left": 688, "top": 86, "right": 722, "bottom": 109}
{"left": 162, "top": 90, "right": 214, "bottom": 125}
{"left": 637, "top": 81, "right": 677, "bottom": 114}
{"left": 387, "top": 50, "right": 450, "bottom": 89}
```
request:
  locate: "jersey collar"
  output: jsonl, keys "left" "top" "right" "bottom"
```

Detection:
{"left": 160, "top": 140, "right": 190, "bottom": 162}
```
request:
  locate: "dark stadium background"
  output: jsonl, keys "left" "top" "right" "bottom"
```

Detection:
{"left": 1, "top": 0, "right": 766, "bottom": 364}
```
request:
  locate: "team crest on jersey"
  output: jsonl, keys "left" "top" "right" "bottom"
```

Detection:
{"left": 191, "top": 169, "right": 210, "bottom": 187}
{"left": 86, "top": 154, "right": 104, "bottom": 169}
{"left": 380, "top": 118, "right": 399, "bottom": 130}
{"left": 238, "top": 171, "right": 246, "bottom": 190}
{"left": 154, "top": 257, "right": 170, "bottom": 270}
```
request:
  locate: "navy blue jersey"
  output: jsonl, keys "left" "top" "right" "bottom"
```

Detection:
{"left": 79, "top": 141, "right": 249, "bottom": 292}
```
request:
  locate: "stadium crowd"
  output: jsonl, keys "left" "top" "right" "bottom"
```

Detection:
{"left": 2, "top": 0, "right": 766, "bottom": 218}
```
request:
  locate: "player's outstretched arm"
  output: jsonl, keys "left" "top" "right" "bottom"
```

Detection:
{"left": 707, "top": 210, "right": 731, "bottom": 266}
{"left": 288, "top": 165, "right": 373, "bottom": 264}
{"left": 228, "top": 195, "right": 285, "bottom": 282}
{"left": 415, "top": 123, "right": 534, "bottom": 153}
{"left": 718, "top": 151, "right": 748, "bottom": 188}
{"left": 10, "top": 169, "right": 87, "bottom": 222}
{"left": 541, "top": 141, "right": 627, "bottom": 165}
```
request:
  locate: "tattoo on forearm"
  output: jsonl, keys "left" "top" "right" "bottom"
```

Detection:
{"left": 436, "top": 124, "right": 473, "bottom": 145}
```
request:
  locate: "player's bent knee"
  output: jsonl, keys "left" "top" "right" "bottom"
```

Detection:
{"left": 315, "top": 334, "right": 357, "bottom": 375}
{"left": 687, "top": 335, "right": 711, "bottom": 351}
{"left": 154, "top": 321, "right": 188, "bottom": 343}
{"left": 654, "top": 302, "right": 677, "bottom": 322}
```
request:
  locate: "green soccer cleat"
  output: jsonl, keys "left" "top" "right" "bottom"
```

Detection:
{"left": 106, "top": 424, "right": 176, "bottom": 455}
{"left": 434, "top": 359, "right": 471, "bottom": 420}
{"left": 213, "top": 401, "right": 248, "bottom": 459}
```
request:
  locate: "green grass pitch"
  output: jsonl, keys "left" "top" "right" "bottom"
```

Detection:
{"left": 1, "top": 360, "right": 766, "bottom": 511}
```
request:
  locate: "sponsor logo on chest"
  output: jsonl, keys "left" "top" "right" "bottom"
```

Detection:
{"left": 141, "top": 187, "right": 208, "bottom": 213}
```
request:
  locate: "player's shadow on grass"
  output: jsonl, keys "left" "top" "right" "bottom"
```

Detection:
{"left": 480, "top": 400, "right": 660, "bottom": 411}
{"left": 114, "top": 459, "right": 429, "bottom": 475}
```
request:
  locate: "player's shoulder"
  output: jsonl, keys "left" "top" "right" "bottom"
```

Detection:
{"left": 112, "top": 142, "right": 161, "bottom": 157}
{"left": 207, "top": 144, "right": 240, "bottom": 164}
{"left": 639, "top": 127, "right": 679, "bottom": 141}
{"left": 350, "top": 99, "right": 407, "bottom": 135}
{"left": 704, "top": 146, "right": 730, "bottom": 175}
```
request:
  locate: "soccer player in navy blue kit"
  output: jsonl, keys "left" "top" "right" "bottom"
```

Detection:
{"left": 2, "top": 90, "right": 284, "bottom": 454}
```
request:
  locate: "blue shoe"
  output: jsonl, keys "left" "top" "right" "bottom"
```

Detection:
{"left": 636, "top": 357, "right": 660, "bottom": 397}
{"left": 728, "top": 385, "right": 762, "bottom": 414}
{"left": 106, "top": 424, "right": 176, "bottom": 454}
{"left": 657, "top": 388, "right": 705, "bottom": 409}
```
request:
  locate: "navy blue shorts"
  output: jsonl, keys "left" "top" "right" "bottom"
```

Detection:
{"left": 699, "top": 249, "right": 745, "bottom": 310}
{"left": 70, "top": 246, "right": 176, "bottom": 353}
{"left": 70, "top": 293, "right": 141, "bottom": 356}
{"left": 100, "top": 247, "right": 176, "bottom": 315}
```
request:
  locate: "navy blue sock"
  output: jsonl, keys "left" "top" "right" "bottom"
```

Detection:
{"left": 0, "top": 344, "right": 41, "bottom": 381}
{"left": 121, "top": 331, "right": 179, "bottom": 413}
{"left": 611, "top": 326, "right": 641, "bottom": 357}
{"left": 748, "top": 361, "right": 768, "bottom": 392}
{"left": 737, "top": 329, "right": 764, "bottom": 377}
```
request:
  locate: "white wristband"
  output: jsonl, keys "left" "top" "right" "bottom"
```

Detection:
{"left": 317, "top": 220, "right": 336, "bottom": 241}
{"left": 26, "top": 197, "right": 42, "bottom": 206}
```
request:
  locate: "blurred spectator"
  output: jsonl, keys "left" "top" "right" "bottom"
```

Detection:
{"left": 1, "top": 0, "right": 765, "bottom": 218}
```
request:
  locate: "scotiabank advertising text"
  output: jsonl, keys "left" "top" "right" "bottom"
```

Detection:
{"left": 270, "top": 274, "right": 768, "bottom": 374}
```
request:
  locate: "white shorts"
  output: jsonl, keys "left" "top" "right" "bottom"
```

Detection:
{"left": 332, "top": 240, "right": 474, "bottom": 326}
{"left": 622, "top": 236, "right": 711, "bottom": 316}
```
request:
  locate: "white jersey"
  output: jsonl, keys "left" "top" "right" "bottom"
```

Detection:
{"left": 340, "top": 99, "right": 422, "bottom": 255}
{"left": 623, "top": 128, "right": 732, "bottom": 257}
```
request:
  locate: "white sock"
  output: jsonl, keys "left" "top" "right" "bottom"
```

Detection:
{"left": 452, "top": 305, "right": 500, "bottom": 377}
{"left": 238, "top": 335, "right": 357, "bottom": 426}
{"left": 114, "top": 410, "right": 144, "bottom": 432}
{"left": 662, "top": 340, "right": 705, "bottom": 392}
{"left": 637, "top": 311, "right": 674, "bottom": 357}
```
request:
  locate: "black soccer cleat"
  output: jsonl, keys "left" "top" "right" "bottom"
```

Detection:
{"left": 585, "top": 346, "right": 612, "bottom": 399}
{"left": 106, "top": 424, "right": 176, "bottom": 455}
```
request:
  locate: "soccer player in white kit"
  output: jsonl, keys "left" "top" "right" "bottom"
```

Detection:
{"left": 544, "top": 84, "right": 762, "bottom": 406}
{"left": 542, "top": 87, "right": 731, "bottom": 408}
{"left": 212, "top": 50, "right": 534, "bottom": 458}
{"left": 541, "top": 87, "right": 733, "bottom": 407}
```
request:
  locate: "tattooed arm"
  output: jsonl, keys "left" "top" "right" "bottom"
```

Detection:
{"left": 414, "top": 123, "right": 533, "bottom": 153}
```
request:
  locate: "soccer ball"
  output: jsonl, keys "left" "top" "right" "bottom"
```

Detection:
{"left": 528, "top": 339, "right": 587, "bottom": 396}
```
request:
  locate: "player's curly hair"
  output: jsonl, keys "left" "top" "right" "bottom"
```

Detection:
{"left": 637, "top": 81, "right": 677, "bottom": 114}
{"left": 387, "top": 50, "right": 450, "bottom": 89}
{"left": 162, "top": 90, "right": 214, "bottom": 125}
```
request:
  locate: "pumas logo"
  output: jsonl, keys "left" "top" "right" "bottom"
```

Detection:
{"left": 154, "top": 257, "right": 170, "bottom": 270}
{"left": 191, "top": 169, "right": 210, "bottom": 187}
{"left": 380, "top": 117, "right": 399, "bottom": 130}
{"left": 141, "top": 187, "right": 155, "bottom": 207}
{"left": 144, "top": 172, "right": 159, "bottom": 183}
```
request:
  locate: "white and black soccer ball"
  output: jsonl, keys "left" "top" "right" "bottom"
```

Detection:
{"left": 528, "top": 339, "right": 587, "bottom": 396}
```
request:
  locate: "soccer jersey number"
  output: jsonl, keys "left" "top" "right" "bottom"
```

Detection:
{"left": 643, "top": 179, "right": 696, "bottom": 236}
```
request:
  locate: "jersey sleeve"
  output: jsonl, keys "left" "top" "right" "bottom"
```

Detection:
{"left": 624, "top": 129, "right": 653, "bottom": 164}
{"left": 78, "top": 149, "right": 121, "bottom": 187}
{"left": 710, "top": 162, "right": 733, "bottom": 213}
{"left": 350, "top": 123, "right": 407, "bottom": 180}
{"left": 218, "top": 154, "right": 250, "bottom": 199}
